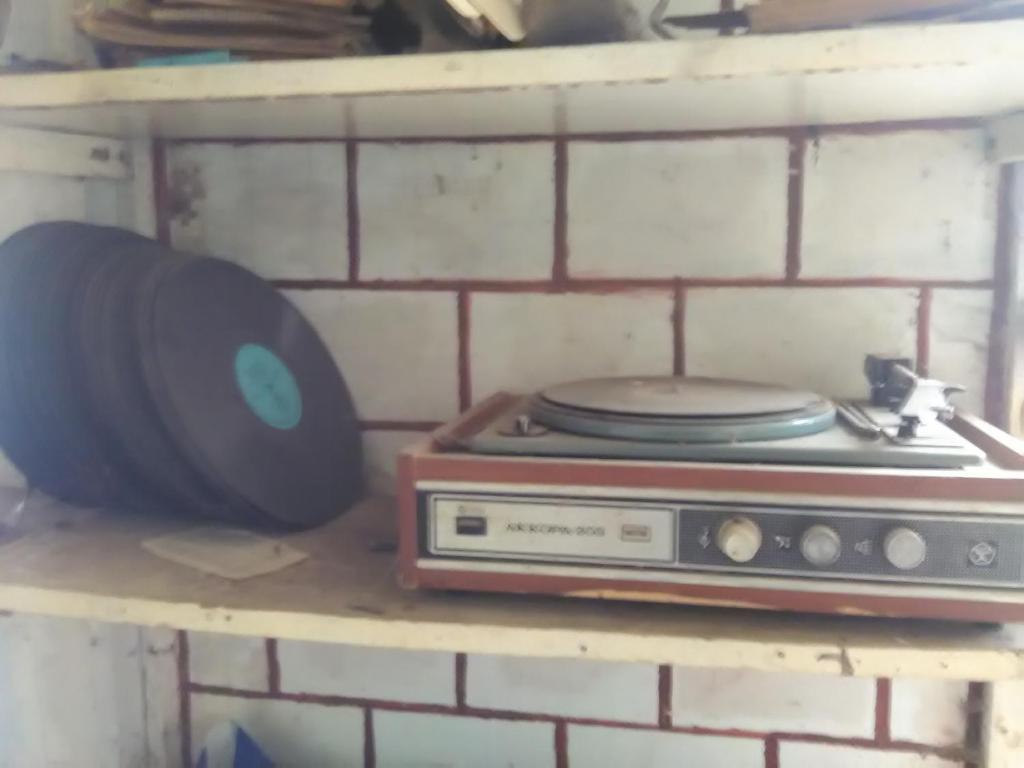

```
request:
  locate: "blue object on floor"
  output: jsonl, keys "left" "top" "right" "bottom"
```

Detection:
{"left": 196, "top": 722, "right": 274, "bottom": 768}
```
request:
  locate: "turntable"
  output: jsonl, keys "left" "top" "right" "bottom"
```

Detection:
{"left": 397, "top": 356, "right": 1024, "bottom": 622}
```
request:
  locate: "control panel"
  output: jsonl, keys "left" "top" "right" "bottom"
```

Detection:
{"left": 676, "top": 506, "right": 1022, "bottom": 584}
{"left": 423, "top": 492, "right": 1024, "bottom": 587}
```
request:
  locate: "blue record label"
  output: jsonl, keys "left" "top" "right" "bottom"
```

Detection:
{"left": 233, "top": 343, "right": 302, "bottom": 430}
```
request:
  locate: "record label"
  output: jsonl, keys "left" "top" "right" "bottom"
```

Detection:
{"left": 233, "top": 343, "right": 303, "bottom": 431}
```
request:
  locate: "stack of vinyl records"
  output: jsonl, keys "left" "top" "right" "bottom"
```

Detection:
{"left": 76, "top": 0, "right": 374, "bottom": 60}
{"left": 0, "top": 221, "right": 362, "bottom": 528}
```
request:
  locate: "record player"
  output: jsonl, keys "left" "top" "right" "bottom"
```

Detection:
{"left": 397, "top": 355, "right": 1024, "bottom": 622}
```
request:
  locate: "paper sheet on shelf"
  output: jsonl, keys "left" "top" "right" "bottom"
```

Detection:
{"left": 142, "top": 526, "right": 308, "bottom": 580}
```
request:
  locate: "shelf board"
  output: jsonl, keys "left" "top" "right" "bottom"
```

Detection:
{"left": 1, "top": 489, "right": 1023, "bottom": 680}
{"left": 0, "top": 21, "right": 1023, "bottom": 140}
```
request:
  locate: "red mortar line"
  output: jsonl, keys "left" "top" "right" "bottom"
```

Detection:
{"left": 271, "top": 277, "right": 994, "bottom": 293}
{"left": 671, "top": 283, "right": 685, "bottom": 377}
{"left": 151, "top": 140, "right": 171, "bottom": 246}
{"left": 555, "top": 721, "right": 569, "bottom": 768}
{"left": 985, "top": 164, "right": 1018, "bottom": 428}
{"left": 657, "top": 665, "right": 673, "bottom": 729}
{"left": 177, "top": 631, "right": 193, "bottom": 768}
{"left": 162, "top": 117, "right": 983, "bottom": 148}
{"left": 874, "top": 679, "right": 892, "bottom": 744}
{"left": 265, "top": 639, "right": 281, "bottom": 694}
{"left": 916, "top": 288, "right": 933, "bottom": 376}
{"left": 183, "top": 682, "right": 968, "bottom": 760}
{"left": 364, "top": 708, "right": 376, "bottom": 768}
{"left": 962, "top": 681, "right": 987, "bottom": 768}
{"left": 455, "top": 653, "right": 468, "bottom": 710}
{"left": 785, "top": 130, "right": 806, "bottom": 282}
{"left": 552, "top": 139, "right": 569, "bottom": 286}
{"left": 763, "top": 734, "right": 780, "bottom": 768}
{"left": 457, "top": 291, "right": 472, "bottom": 412}
{"left": 347, "top": 140, "right": 361, "bottom": 282}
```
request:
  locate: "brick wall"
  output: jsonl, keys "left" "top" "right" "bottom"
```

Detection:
{"left": 149, "top": 120, "right": 1004, "bottom": 767}
{"left": 0, "top": 118, "right": 1003, "bottom": 766}
{"left": 161, "top": 123, "right": 1001, "bottom": 494}
{"left": 181, "top": 632, "right": 975, "bottom": 767}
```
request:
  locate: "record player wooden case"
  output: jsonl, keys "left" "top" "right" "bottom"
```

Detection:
{"left": 397, "top": 363, "right": 1024, "bottom": 623}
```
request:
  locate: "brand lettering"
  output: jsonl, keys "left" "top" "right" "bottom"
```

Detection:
{"left": 505, "top": 522, "right": 605, "bottom": 537}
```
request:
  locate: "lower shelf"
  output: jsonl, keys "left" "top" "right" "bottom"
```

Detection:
{"left": 0, "top": 489, "right": 1020, "bottom": 680}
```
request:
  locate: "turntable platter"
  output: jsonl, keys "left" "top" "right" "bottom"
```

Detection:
{"left": 529, "top": 376, "right": 836, "bottom": 443}
{"left": 539, "top": 376, "right": 828, "bottom": 418}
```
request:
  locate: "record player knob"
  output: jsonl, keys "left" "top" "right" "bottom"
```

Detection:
{"left": 883, "top": 527, "right": 927, "bottom": 570}
{"left": 716, "top": 517, "right": 762, "bottom": 563}
{"left": 800, "top": 525, "right": 842, "bottom": 567}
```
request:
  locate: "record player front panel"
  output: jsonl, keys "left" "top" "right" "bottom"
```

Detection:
{"left": 423, "top": 490, "right": 1024, "bottom": 589}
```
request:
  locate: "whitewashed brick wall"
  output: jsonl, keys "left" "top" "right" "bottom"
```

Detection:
{"left": 175, "top": 634, "right": 975, "bottom": 767}
{"left": 163, "top": 125, "right": 1000, "bottom": 494}
{"left": 0, "top": 118, "right": 1001, "bottom": 766}
{"left": 152, "top": 124, "right": 998, "bottom": 766}
{"left": 568, "top": 137, "right": 790, "bottom": 279}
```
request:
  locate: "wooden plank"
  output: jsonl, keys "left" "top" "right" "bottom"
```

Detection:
{"left": 2, "top": 490, "right": 1024, "bottom": 681}
{"left": 0, "top": 126, "right": 131, "bottom": 179}
{"left": 0, "top": 20, "right": 1022, "bottom": 138}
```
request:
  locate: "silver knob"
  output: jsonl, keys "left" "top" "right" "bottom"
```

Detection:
{"left": 883, "top": 527, "right": 927, "bottom": 570}
{"left": 716, "top": 517, "right": 762, "bottom": 563}
{"left": 800, "top": 525, "right": 842, "bottom": 567}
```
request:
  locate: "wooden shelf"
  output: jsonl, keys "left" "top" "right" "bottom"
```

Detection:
{"left": 2, "top": 489, "right": 1024, "bottom": 681}
{"left": 0, "top": 20, "right": 1023, "bottom": 140}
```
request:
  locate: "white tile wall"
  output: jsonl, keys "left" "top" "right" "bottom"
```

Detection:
{"left": 685, "top": 287, "right": 919, "bottom": 398}
{"left": 779, "top": 743, "right": 961, "bottom": 768}
{"left": 890, "top": 679, "right": 968, "bottom": 747}
{"left": 277, "top": 641, "right": 455, "bottom": 705}
{"left": 373, "top": 711, "right": 555, "bottom": 768}
{"left": 168, "top": 143, "right": 349, "bottom": 280}
{"left": 568, "top": 138, "right": 789, "bottom": 278}
{"left": 801, "top": 130, "right": 996, "bottom": 280}
{"left": 287, "top": 290, "right": 459, "bottom": 421}
{"left": 0, "top": 616, "right": 161, "bottom": 767}
{"left": 188, "top": 631, "right": 269, "bottom": 691}
{"left": 359, "top": 143, "right": 555, "bottom": 281}
{"left": 671, "top": 668, "right": 876, "bottom": 737}
{"left": 929, "top": 289, "right": 992, "bottom": 416}
{"left": 0, "top": 174, "right": 123, "bottom": 242}
{"left": 470, "top": 291, "right": 674, "bottom": 396}
{"left": 568, "top": 725, "right": 764, "bottom": 768}
{"left": 466, "top": 656, "right": 659, "bottom": 723}
{"left": 363, "top": 431, "right": 428, "bottom": 495}
{"left": 191, "top": 693, "right": 364, "bottom": 767}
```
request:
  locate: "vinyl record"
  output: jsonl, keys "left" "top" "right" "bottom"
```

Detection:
{"left": 138, "top": 257, "right": 363, "bottom": 527}
{"left": 72, "top": 239, "right": 255, "bottom": 522}
{"left": 0, "top": 222, "right": 144, "bottom": 503}
{"left": 0, "top": 222, "right": 363, "bottom": 528}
